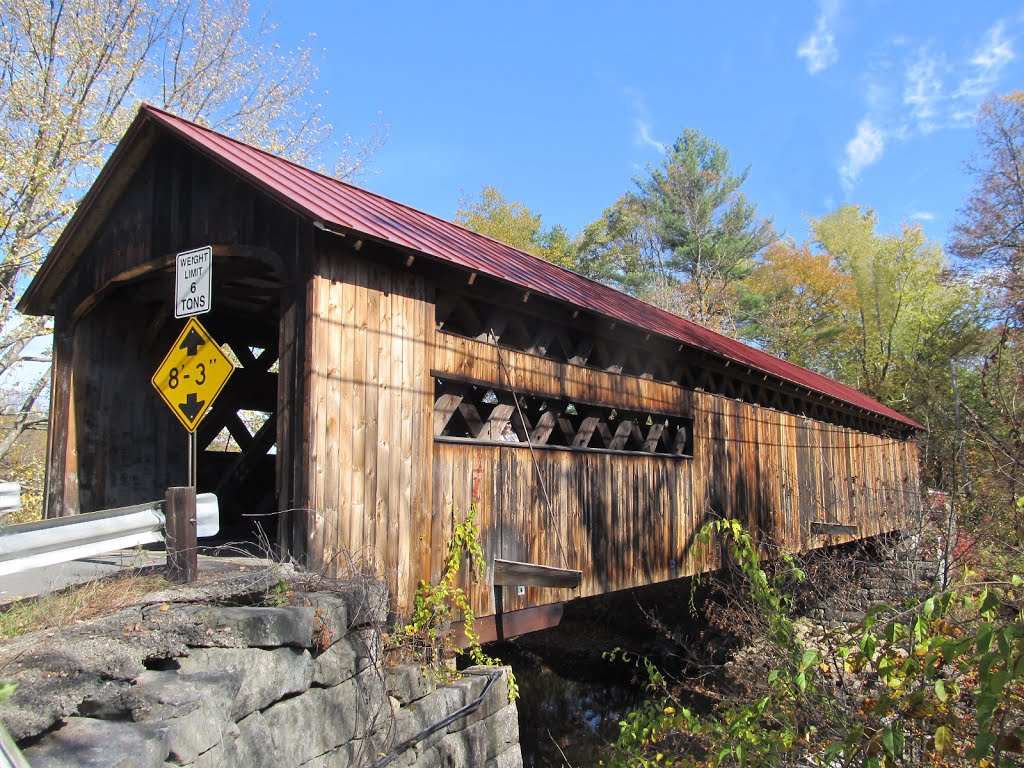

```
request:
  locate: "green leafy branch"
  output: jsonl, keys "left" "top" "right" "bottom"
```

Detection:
{"left": 607, "top": 518, "right": 1024, "bottom": 767}
{"left": 392, "top": 503, "right": 518, "bottom": 699}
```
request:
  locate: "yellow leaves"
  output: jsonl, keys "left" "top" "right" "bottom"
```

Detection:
{"left": 933, "top": 725, "right": 954, "bottom": 754}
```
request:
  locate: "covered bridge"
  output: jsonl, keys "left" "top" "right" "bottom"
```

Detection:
{"left": 19, "top": 105, "right": 922, "bottom": 631}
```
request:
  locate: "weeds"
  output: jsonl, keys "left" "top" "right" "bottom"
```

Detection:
{"left": 0, "top": 570, "right": 169, "bottom": 640}
{"left": 605, "top": 518, "right": 1024, "bottom": 767}
{"left": 388, "top": 503, "right": 518, "bottom": 699}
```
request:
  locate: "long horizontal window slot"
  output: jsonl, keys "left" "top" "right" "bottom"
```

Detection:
{"left": 433, "top": 377, "right": 694, "bottom": 458}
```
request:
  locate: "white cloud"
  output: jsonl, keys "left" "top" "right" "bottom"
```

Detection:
{"left": 910, "top": 211, "right": 935, "bottom": 222}
{"left": 634, "top": 119, "right": 667, "bottom": 153}
{"left": 834, "top": 19, "right": 1016, "bottom": 191}
{"left": 903, "top": 47, "right": 944, "bottom": 134}
{"left": 797, "top": 0, "right": 840, "bottom": 74}
{"left": 840, "top": 119, "right": 885, "bottom": 190}
{"left": 954, "top": 21, "right": 1014, "bottom": 100}
{"left": 620, "top": 86, "right": 666, "bottom": 154}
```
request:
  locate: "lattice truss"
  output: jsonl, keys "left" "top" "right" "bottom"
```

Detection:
{"left": 435, "top": 290, "right": 907, "bottom": 437}
{"left": 436, "top": 292, "right": 678, "bottom": 380}
{"left": 434, "top": 378, "right": 694, "bottom": 457}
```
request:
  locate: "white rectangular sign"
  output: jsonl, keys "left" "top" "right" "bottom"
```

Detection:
{"left": 175, "top": 246, "right": 212, "bottom": 318}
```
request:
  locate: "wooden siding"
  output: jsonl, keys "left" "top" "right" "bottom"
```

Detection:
{"left": 304, "top": 247, "right": 435, "bottom": 610}
{"left": 428, "top": 332, "right": 921, "bottom": 619}
{"left": 306, "top": 320, "right": 920, "bottom": 619}
{"left": 47, "top": 298, "right": 190, "bottom": 516}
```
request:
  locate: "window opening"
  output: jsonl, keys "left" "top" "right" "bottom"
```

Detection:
{"left": 433, "top": 378, "right": 693, "bottom": 457}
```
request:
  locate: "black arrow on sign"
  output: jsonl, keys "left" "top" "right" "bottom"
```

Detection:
{"left": 179, "top": 327, "right": 205, "bottom": 356}
{"left": 178, "top": 392, "right": 206, "bottom": 422}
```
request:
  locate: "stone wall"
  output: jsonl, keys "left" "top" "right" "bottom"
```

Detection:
{"left": 0, "top": 568, "right": 522, "bottom": 768}
{"left": 796, "top": 502, "right": 946, "bottom": 623}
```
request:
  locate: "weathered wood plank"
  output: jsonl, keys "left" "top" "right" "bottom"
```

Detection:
{"left": 493, "top": 558, "right": 582, "bottom": 589}
{"left": 350, "top": 261, "right": 368, "bottom": 559}
{"left": 811, "top": 522, "right": 859, "bottom": 536}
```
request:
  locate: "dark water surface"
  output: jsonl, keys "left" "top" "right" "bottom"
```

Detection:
{"left": 492, "top": 641, "right": 649, "bottom": 768}
{"left": 480, "top": 581, "right": 728, "bottom": 767}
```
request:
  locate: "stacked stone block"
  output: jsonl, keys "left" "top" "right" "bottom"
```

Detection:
{"left": 0, "top": 571, "right": 522, "bottom": 768}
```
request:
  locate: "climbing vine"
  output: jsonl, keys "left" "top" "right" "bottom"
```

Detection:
{"left": 392, "top": 503, "right": 518, "bottom": 699}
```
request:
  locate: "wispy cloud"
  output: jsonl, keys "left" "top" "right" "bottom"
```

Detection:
{"left": 837, "top": 19, "right": 1017, "bottom": 191}
{"left": 634, "top": 119, "right": 667, "bottom": 153}
{"left": 621, "top": 86, "right": 667, "bottom": 154}
{"left": 910, "top": 211, "right": 935, "bottom": 222}
{"left": 797, "top": 0, "right": 840, "bottom": 74}
{"left": 903, "top": 47, "right": 944, "bottom": 134}
{"left": 840, "top": 119, "right": 885, "bottom": 190}
{"left": 954, "top": 21, "right": 1015, "bottom": 102}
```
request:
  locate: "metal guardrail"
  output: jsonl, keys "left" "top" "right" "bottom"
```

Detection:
{"left": 0, "top": 482, "right": 20, "bottom": 518}
{"left": 0, "top": 494, "right": 219, "bottom": 577}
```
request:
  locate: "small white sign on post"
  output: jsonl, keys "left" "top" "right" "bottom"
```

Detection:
{"left": 174, "top": 246, "right": 212, "bottom": 318}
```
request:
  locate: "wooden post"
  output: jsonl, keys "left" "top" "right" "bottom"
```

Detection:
{"left": 165, "top": 486, "right": 198, "bottom": 583}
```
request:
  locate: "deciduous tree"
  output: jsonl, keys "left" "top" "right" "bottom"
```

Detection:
{"left": 951, "top": 91, "right": 1024, "bottom": 325}
{"left": 951, "top": 92, "right": 1024, "bottom": 532}
{"left": 575, "top": 193, "right": 666, "bottom": 292}
{"left": 812, "top": 206, "right": 980, "bottom": 406}
{"left": 743, "top": 240, "right": 855, "bottom": 376}
{"left": 453, "top": 185, "right": 577, "bottom": 269}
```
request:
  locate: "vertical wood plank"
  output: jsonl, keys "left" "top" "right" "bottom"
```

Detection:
{"left": 309, "top": 274, "right": 330, "bottom": 570}
{"left": 350, "top": 262, "right": 368, "bottom": 562}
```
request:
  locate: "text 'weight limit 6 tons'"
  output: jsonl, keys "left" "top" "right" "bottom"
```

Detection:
{"left": 175, "top": 245, "right": 212, "bottom": 318}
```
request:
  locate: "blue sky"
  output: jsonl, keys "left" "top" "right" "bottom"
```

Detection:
{"left": 277, "top": 1, "right": 1022, "bottom": 252}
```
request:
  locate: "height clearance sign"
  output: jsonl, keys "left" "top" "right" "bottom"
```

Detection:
{"left": 151, "top": 318, "right": 234, "bottom": 432}
{"left": 175, "top": 246, "right": 212, "bottom": 318}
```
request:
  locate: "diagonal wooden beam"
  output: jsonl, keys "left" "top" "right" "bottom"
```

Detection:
{"left": 526, "top": 329, "right": 556, "bottom": 356}
{"left": 608, "top": 419, "right": 635, "bottom": 451}
{"left": 457, "top": 401, "right": 485, "bottom": 438}
{"left": 673, "top": 425, "right": 691, "bottom": 455}
{"left": 434, "top": 393, "right": 464, "bottom": 436}
{"left": 453, "top": 298, "right": 485, "bottom": 336}
{"left": 568, "top": 339, "right": 593, "bottom": 367}
{"left": 435, "top": 293, "right": 459, "bottom": 329}
{"left": 484, "top": 403, "right": 515, "bottom": 440}
{"left": 476, "top": 309, "right": 511, "bottom": 342}
{"left": 529, "top": 410, "right": 558, "bottom": 444}
{"left": 218, "top": 410, "right": 254, "bottom": 451}
{"left": 573, "top": 416, "right": 601, "bottom": 448}
{"left": 644, "top": 422, "right": 667, "bottom": 453}
{"left": 556, "top": 416, "right": 578, "bottom": 444}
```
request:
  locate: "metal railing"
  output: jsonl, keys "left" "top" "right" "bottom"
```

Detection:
{"left": 0, "top": 482, "right": 20, "bottom": 519}
{"left": 0, "top": 494, "right": 219, "bottom": 577}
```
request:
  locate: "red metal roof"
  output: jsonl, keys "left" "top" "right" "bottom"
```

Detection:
{"left": 58, "top": 104, "right": 929, "bottom": 429}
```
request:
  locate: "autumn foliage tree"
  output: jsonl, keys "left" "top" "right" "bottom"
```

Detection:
{"left": 742, "top": 240, "right": 855, "bottom": 376}
{"left": 811, "top": 206, "right": 981, "bottom": 407}
{"left": 454, "top": 185, "right": 577, "bottom": 269}
{"left": 951, "top": 92, "right": 1024, "bottom": 541}
{"left": 952, "top": 91, "right": 1024, "bottom": 325}
{"left": 740, "top": 208, "right": 982, "bottom": 492}
{"left": 0, "top": 0, "right": 384, "bottom": 463}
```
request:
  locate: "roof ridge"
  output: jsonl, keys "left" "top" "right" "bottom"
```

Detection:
{"left": 139, "top": 104, "right": 591, "bottom": 272}
{"left": 134, "top": 104, "right": 920, "bottom": 429}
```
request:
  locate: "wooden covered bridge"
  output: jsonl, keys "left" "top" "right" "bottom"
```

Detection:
{"left": 19, "top": 105, "right": 922, "bottom": 636}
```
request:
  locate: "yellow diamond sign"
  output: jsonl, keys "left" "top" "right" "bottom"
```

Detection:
{"left": 151, "top": 318, "right": 234, "bottom": 432}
